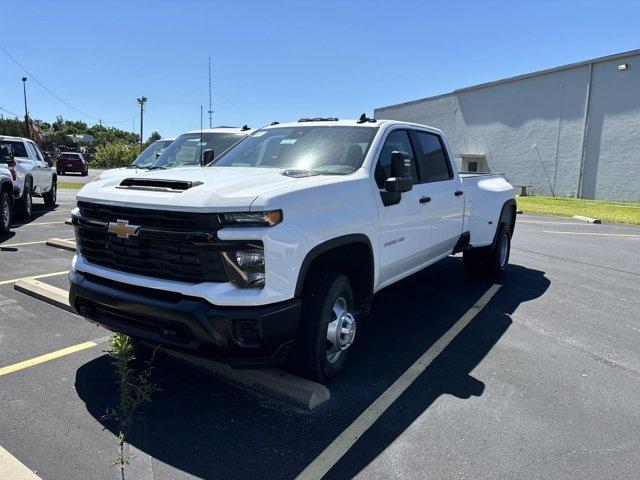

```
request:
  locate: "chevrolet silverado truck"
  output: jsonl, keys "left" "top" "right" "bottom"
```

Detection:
{"left": 69, "top": 117, "right": 515, "bottom": 383}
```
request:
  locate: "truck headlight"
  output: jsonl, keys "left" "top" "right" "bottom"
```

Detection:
{"left": 221, "top": 245, "right": 265, "bottom": 288}
{"left": 219, "top": 210, "right": 282, "bottom": 226}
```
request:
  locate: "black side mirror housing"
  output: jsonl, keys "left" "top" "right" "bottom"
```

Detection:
{"left": 201, "top": 149, "right": 215, "bottom": 166}
{"left": 386, "top": 151, "right": 413, "bottom": 193}
{"left": 380, "top": 151, "right": 413, "bottom": 206}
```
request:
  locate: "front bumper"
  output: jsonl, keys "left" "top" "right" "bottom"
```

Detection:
{"left": 69, "top": 271, "right": 302, "bottom": 368}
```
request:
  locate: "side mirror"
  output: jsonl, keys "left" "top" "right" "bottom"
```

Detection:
{"left": 386, "top": 151, "right": 413, "bottom": 193}
{"left": 201, "top": 149, "right": 215, "bottom": 166}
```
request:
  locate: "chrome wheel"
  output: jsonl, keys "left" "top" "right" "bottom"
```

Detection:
{"left": 499, "top": 231, "right": 508, "bottom": 268}
{"left": 326, "top": 297, "right": 356, "bottom": 364}
{"left": 1, "top": 196, "right": 10, "bottom": 230}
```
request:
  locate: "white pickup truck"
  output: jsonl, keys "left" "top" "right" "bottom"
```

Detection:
{"left": 0, "top": 135, "right": 57, "bottom": 218}
{"left": 70, "top": 117, "right": 515, "bottom": 383}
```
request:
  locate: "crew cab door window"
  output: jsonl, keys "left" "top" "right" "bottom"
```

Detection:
{"left": 374, "top": 130, "right": 419, "bottom": 188}
{"left": 412, "top": 131, "right": 452, "bottom": 182}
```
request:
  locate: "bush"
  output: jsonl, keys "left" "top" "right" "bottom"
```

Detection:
{"left": 92, "top": 142, "right": 139, "bottom": 169}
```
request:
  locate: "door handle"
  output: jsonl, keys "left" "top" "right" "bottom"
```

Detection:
{"left": 454, "top": 190, "right": 463, "bottom": 196}
{"left": 419, "top": 196, "right": 431, "bottom": 204}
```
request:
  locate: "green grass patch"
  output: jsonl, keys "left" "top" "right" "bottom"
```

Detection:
{"left": 517, "top": 195, "right": 640, "bottom": 225}
{"left": 57, "top": 182, "right": 84, "bottom": 190}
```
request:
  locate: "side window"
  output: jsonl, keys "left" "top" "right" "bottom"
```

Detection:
{"left": 31, "top": 143, "right": 46, "bottom": 164}
{"left": 413, "top": 131, "right": 452, "bottom": 182}
{"left": 25, "top": 142, "right": 39, "bottom": 162}
{"left": 374, "top": 130, "right": 419, "bottom": 189}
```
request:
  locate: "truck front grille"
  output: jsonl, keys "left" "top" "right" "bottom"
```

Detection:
{"left": 75, "top": 202, "right": 228, "bottom": 284}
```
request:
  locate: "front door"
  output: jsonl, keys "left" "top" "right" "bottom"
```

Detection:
{"left": 375, "top": 129, "right": 433, "bottom": 287}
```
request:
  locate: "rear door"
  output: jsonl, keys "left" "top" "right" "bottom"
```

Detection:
{"left": 410, "top": 130, "right": 464, "bottom": 258}
{"left": 375, "top": 128, "right": 433, "bottom": 286}
{"left": 26, "top": 141, "right": 49, "bottom": 191}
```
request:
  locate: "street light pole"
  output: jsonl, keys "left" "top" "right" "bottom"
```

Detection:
{"left": 136, "top": 96, "right": 147, "bottom": 149}
{"left": 21, "top": 77, "right": 29, "bottom": 139}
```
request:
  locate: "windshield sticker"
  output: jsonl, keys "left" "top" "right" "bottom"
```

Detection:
{"left": 280, "top": 138, "right": 297, "bottom": 144}
{"left": 252, "top": 131, "right": 267, "bottom": 137}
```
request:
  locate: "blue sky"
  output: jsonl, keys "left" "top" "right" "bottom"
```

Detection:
{"left": 2, "top": 0, "right": 639, "bottom": 138}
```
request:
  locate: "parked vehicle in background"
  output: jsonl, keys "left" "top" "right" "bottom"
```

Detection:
{"left": 93, "top": 137, "right": 175, "bottom": 182}
{"left": 149, "top": 126, "right": 251, "bottom": 170}
{"left": 69, "top": 118, "right": 515, "bottom": 383}
{"left": 57, "top": 152, "right": 89, "bottom": 176}
{"left": 0, "top": 149, "right": 16, "bottom": 234}
{"left": 0, "top": 135, "right": 57, "bottom": 218}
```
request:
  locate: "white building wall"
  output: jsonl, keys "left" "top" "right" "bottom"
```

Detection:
{"left": 375, "top": 50, "right": 640, "bottom": 200}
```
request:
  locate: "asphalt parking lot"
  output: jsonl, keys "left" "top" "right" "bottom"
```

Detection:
{"left": 57, "top": 169, "right": 104, "bottom": 185}
{"left": 1, "top": 191, "right": 639, "bottom": 480}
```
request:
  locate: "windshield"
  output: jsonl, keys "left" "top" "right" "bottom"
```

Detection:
{"left": 151, "top": 132, "right": 245, "bottom": 169}
{"left": 211, "top": 126, "right": 378, "bottom": 174}
{"left": 0, "top": 141, "right": 27, "bottom": 161}
{"left": 131, "top": 139, "right": 173, "bottom": 168}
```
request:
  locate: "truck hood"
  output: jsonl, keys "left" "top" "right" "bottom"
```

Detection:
{"left": 76, "top": 166, "right": 332, "bottom": 212}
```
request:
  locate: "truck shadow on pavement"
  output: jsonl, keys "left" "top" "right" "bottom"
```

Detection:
{"left": 75, "top": 257, "right": 549, "bottom": 479}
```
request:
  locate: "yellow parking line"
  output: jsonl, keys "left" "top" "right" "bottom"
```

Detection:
{"left": 0, "top": 341, "right": 97, "bottom": 378}
{"left": 0, "top": 445, "right": 41, "bottom": 479}
{"left": 296, "top": 284, "right": 502, "bottom": 480}
{"left": 542, "top": 230, "right": 640, "bottom": 237}
{"left": 0, "top": 271, "right": 69, "bottom": 286}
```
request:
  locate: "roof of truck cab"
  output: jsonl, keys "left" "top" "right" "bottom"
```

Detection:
{"left": 184, "top": 127, "right": 251, "bottom": 135}
{"left": 261, "top": 118, "right": 442, "bottom": 133}
{"left": 0, "top": 135, "right": 28, "bottom": 141}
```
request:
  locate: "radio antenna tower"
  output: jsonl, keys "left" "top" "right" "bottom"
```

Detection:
{"left": 208, "top": 57, "right": 213, "bottom": 128}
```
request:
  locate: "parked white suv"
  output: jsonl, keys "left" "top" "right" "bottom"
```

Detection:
{"left": 0, "top": 136, "right": 57, "bottom": 218}
{"left": 69, "top": 117, "right": 515, "bottom": 383}
{"left": 0, "top": 158, "right": 15, "bottom": 234}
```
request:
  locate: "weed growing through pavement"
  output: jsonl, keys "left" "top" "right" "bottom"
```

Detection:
{"left": 104, "top": 333, "right": 160, "bottom": 480}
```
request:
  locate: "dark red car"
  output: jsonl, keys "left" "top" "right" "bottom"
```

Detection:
{"left": 57, "top": 152, "right": 88, "bottom": 176}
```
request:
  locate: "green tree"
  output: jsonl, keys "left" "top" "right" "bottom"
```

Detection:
{"left": 92, "top": 141, "right": 140, "bottom": 169}
{"left": 142, "top": 131, "right": 162, "bottom": 149}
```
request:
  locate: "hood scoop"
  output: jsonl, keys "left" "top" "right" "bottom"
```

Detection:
{"left": 117, "top": 177, "right": 203, "bottom": 193}
{"left": 281, "top": 169, "right": 318, "bottom": 178}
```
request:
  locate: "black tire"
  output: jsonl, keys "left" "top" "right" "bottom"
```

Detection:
{"left": 463, "top": 224, "right": 511, "bottom": 278}
{"left": 16, "top": 178, "right": 33, "bottom": 219}
{"left": 286, "top": 272, "right": 356, "bottom": 384}
{"left": 81, "top": 170, "right": 88, "bottom": 177}
{"left": 44, "top": 179, "right": 57, "bottom": 207}
{"left": 0, "top": 191, "right": 11, "bottom": 235}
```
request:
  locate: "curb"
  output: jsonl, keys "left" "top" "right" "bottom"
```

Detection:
{"left": 161, "top": 349, "right": 330, "bottom": 411}
{"left": 46, "top": 238, "right": 77, "bottom": 252}
{"left": 13, "top": 278, "right": 330, "bottom": 411}
{"left": 14, "top": 278, "right": 72, "bottom": 312}
{"left": 572, "top": 215, "right": 601, "bottom": 224}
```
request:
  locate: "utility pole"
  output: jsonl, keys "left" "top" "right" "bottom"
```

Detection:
{"left": 21, "top": 77, "right": 29, "bottom": 139}
{"left": 208, "top": 57, "right": 213, "bottom": 128}
{"left": 137, "top": 96, "right": 147, "bottom": 148}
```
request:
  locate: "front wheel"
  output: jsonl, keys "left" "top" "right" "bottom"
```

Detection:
{"left": 16, "top": 179, "right": 32, "bottom": 219}
{"left": 44, "top": 179, "right": 57, "bottom": 207}
{"left": 286, "top": 273, "right": 356, "bottom": 384}
{"left": 0, "top": 191, "right": 11, "bottom": 234}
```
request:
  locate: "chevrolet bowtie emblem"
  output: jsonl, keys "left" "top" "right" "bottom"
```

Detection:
{"left": 107, "top": 219, "right": 141, "bottom": 239}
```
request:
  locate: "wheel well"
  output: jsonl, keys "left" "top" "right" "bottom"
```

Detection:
{"left": 1, "top": 180, "right": 13, "bottom": 204}
{"left": 499, "top": 199, "right": 516, "bottom": 238}
{"left": 296, "top": 237, "right": 374, "bottom": 315}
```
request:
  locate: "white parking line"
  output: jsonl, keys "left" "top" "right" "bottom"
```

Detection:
{"left": 0, "top": 445, "right": 41, "bottom": 479}
{"left": 518, "top": 220, "right": 595, "bottom": 225}
{"left": 296, "top": 284, "right": 501, "bottom": 480}
{"left": 542, "top": 230, "right": 640, "bottom": 238}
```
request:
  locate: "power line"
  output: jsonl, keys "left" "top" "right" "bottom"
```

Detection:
{"left": 0, "top": 106, "right": 21, "bottom": 117}
{"left": 0, "top": 44, "right": 138, "bottom": 125}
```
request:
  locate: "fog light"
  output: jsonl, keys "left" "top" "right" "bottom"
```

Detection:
{"left": 221, "top": 245, "right": 265, "bottom": 288}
